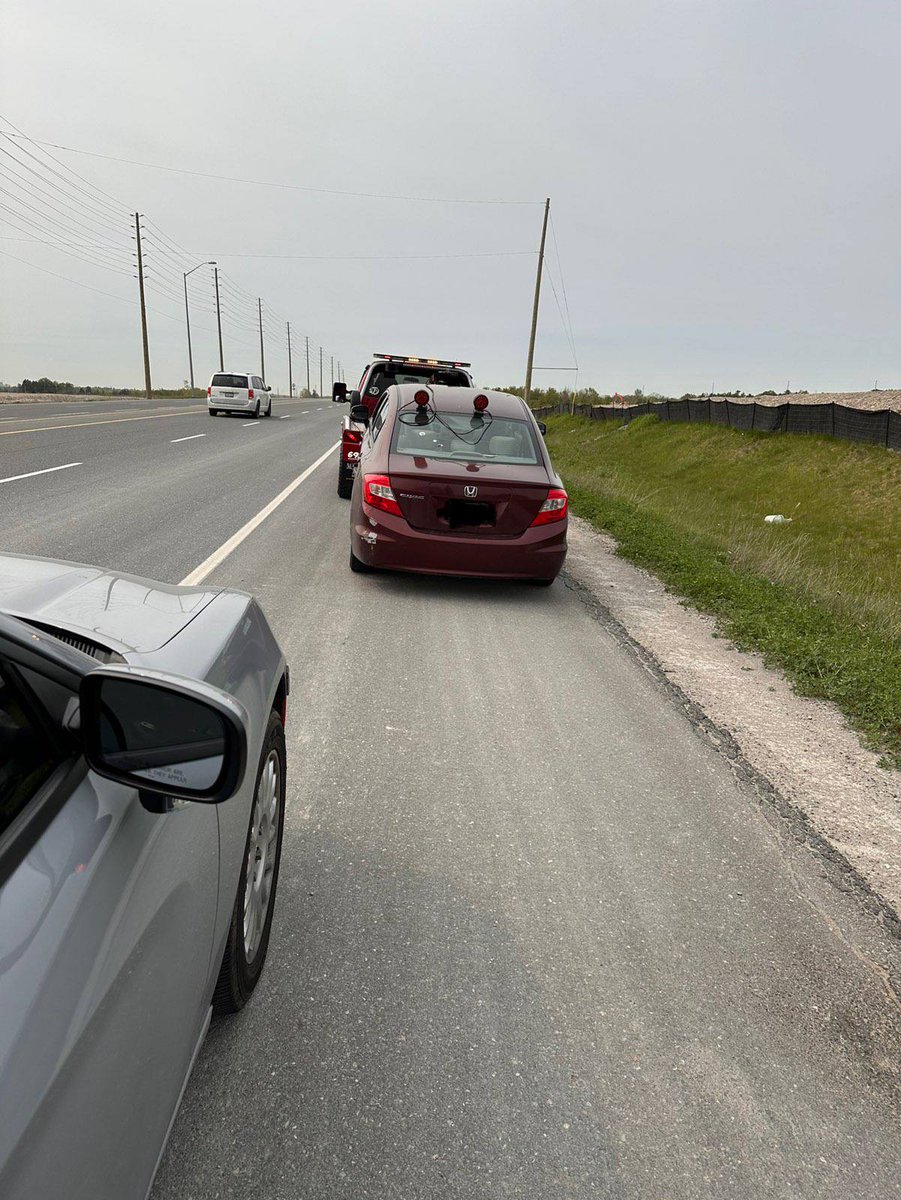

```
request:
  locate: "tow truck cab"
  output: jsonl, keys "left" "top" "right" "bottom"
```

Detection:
{"left": 333, "top": 353, "right": 473, "bottom": 498}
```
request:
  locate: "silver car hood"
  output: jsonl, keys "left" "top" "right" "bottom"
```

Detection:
{"left": 0, "top": 552, "right": 220, "bottom": 654}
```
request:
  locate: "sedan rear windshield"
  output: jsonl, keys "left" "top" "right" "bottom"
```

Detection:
{"left": 363, "top": 365, "right": 469, "bottom": 402}
{"left": 392, "top": 414, "right": 540, "bottom": 465}
{"left": 211, "top": 374, "right": 249, "bottom": 389}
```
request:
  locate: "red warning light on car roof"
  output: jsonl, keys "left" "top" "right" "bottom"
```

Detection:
{"left": 473, "top": 394, "right": 489, "bottom": 411}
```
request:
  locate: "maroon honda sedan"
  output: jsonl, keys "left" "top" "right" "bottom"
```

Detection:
{"left": 348, "top": 385, "right": 567, "bottom": 584}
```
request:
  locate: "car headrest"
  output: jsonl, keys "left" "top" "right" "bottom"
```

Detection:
{"left": 489, "top": 436, "right": 519, "bottom": 456}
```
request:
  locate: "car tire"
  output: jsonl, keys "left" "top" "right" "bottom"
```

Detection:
{"left": 209, "top": 409, "right": 218, "bottom": 417}
{"left": 264, "top": 402, "right": 273, "bottom": 417}
{"left": 529, "top": 577, "right": 555, "bottom": 587}
{"left": 337, "top": 460, "right": 354, "bottom": 499}
{"left": 252, "top": 401, "right": 260, "bottom": 419}
{"left": 350, "top": 548, "right": 373, "bottom": 573}
{"left": 212, "top": 710, "right": 287, "bottom": 1015}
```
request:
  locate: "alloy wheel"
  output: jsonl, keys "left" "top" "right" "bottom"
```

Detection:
{"left": 243, "top": 749, "right": 281, "bottom": 962}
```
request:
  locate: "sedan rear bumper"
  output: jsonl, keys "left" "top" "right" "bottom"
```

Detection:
{"left": 352, "top": 506, "right": 567, "bottom": 581}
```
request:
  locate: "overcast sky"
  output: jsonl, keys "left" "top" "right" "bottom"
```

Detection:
{"left": 2, "top": 0, "right": 900, "bottom": 395}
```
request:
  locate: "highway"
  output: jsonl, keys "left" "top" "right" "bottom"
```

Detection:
{"left": 2, "top": 396, "right": 900, "bottom": 1199}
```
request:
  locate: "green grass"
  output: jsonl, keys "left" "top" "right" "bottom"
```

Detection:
{"left": 545, "top": 414, "right": 901, "bottom": 767}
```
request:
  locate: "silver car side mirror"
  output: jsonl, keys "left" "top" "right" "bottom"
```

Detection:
{"left": 80, "top": 667, "right": 249, "bottom": 804}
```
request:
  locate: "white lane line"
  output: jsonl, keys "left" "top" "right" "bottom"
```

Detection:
{"left": 180, "top": 442, "right": 340, "bottom": 586}
{"left": 0, "top": 409, "right": 206, "bottom": 438}
{"left": 0, "top": 461, "right": 82, "bottom": 485}
{"left": 279, "top": 415, "right": 291, "bottom": 420}
{"left": 242, "top": 421, "right": 260, "bottom": 427}
{"left": 171, "top": 433, "right": 206, "bottom": 444}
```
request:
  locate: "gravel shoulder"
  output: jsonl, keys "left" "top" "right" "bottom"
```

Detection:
{"left": 565, "top": 516, "right": 901, "bottom": 925}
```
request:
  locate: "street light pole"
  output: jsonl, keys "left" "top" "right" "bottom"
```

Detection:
{"left": 183, "top": 261, "right": 216, "bottom": 390}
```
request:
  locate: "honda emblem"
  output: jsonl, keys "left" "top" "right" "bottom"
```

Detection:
{"left": 464, "top": 485, "right": 478, "bottom": 498}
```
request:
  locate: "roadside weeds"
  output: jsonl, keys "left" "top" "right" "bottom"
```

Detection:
{"left": 546, "top": 414, "right": 901, "bottom": 768}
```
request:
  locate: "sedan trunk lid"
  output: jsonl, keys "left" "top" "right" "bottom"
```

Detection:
{"left": 387, "top": 455, "right": 551, "bottom": 536}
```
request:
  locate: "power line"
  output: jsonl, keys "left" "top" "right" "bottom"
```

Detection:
{"left": 0, "top": 123, "right": 129, "bottom": 223}
{"left": 5, "top": 134, "right": 542, "bottom": 206}
{"left": 0, "top": 182, "right": 132, "bottom": 262}
{"left": 0, "top": 145, "right": 133, "bottom": 243}
{"left": 0, "top": 210, "right": 131, "bottom": 276}
{"left": 204, "top": 249, "right": 537, "bottom": 261}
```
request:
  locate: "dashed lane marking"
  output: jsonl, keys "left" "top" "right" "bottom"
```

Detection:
{"left": 0, "top": 462, "right": 82, "bottom": 485}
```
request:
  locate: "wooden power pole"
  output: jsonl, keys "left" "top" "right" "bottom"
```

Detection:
{"left": 523, "top": 197, "right": 550, "bottom": 408}
{"left": 134, "top": 213, "right": 152, "bottom": 398}
{"left": 258, "top": 298, "right": 265, "bottom": 379}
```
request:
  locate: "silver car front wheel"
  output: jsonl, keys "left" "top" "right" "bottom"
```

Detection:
{"left": 212, "top": 709, "right": 286, "bottom": 1014}
{"left": 243, "top": 748, "right": 280, "bottom": 962}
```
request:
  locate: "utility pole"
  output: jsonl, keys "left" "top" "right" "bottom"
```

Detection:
{"left": 287, "top": 322, "right": 293, "bottom": 397}
{"left": 523, "top": 196, "right": 550, "bottom": 409}
{"left": 258, "top": 298, "right": 265, "bottom": 379}
{"left": 183, "top": 261, "right": 215, "bottom": 390}
{"left": 304, "top": 335, "right": 310, "bottom": 395}
{"left": 319, "top": 346, "right": 323, "bottom": 397}
{"left": 134, "top": 213, "right": 152, "bottom": 398}
{"left": 330, "top": 355, "right": 334, "bottom": 389}
{"left": 213, "top": 266, "right": 224, "bottom": 370}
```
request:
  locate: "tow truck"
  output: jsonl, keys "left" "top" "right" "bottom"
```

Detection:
{"left": 332, "top": 353, "right": 473, "bottom": 498}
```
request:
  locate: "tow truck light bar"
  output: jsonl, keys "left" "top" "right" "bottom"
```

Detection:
{"left": 373, "top": 353, "right": 472, "bottom": 368}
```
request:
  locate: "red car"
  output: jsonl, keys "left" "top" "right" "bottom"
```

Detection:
{"left": 348, "top": 385, "right": 568, "bottom": 584}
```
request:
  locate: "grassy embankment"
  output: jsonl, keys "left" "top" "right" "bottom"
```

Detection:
{"left": 544, "top": 414, "right": 901, "bottom": 767}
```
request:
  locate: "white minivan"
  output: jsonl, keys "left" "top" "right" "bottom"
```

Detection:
{"left": 207, "top": 372, "right": 273, "bottom": 417}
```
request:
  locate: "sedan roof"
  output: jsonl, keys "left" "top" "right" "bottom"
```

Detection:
{"left": 393, "top": 384, "right": 529, "bottom": 419}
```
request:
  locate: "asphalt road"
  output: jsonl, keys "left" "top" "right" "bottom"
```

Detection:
{"left": 2, "top": 397, "right": 900, "bottom": 1199}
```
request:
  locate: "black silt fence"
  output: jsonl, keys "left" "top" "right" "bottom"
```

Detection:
{"left": 534, "top": 399, "right": 901, "bottom": 451}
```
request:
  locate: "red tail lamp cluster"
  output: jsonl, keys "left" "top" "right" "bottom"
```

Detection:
{"left": 530, "top": 488, "right": 568, "bottom": 526}
{"left": 363, "top": 474, "right": 403, "bottom": 517}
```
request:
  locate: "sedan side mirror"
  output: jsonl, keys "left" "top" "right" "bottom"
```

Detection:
{"left": 332, "top": 381, "right": 347, "bottom": 403}
{"left": 349, "top": 404, "right": 370, "bottom": 425}
{"left": 537, "top": 420, "right": 548, "bottom": 435}
{"left": 80, "top": 667, "right": 248, "bottom": 804}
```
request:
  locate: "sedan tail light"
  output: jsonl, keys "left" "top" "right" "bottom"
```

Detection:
{"left": 530, "top": 487, "right": 568, "bottom": 526}
{"left": 363, "top": 474, "right": 403, "bottom": 517}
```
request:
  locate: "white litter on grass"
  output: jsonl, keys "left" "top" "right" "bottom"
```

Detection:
{"left": 764, "top": 514, "right": 792, "bottom": 524}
